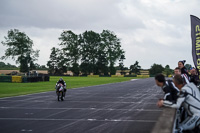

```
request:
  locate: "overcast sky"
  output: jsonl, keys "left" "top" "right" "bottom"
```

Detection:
{"left": 0, "top": 0, "right": 200, "bottom": 69}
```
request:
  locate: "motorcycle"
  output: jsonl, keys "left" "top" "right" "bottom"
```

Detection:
{"left": 56, "top": 83, "right": 65, "bottom": 101}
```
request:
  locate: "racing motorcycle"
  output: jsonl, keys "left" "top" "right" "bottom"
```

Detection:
{"left": 56, "top": 83, "right": 65, "bottom": 101}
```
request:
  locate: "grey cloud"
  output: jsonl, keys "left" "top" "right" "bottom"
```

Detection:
{"left": 0, "top": 0, "right": 199, "bottom": 68}
{"left": 0, "top": 0, "right": 144, "bottom": 31}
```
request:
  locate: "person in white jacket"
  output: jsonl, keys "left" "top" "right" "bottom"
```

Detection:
{"left": 157, "top": 74, "right": 200, "bottom": 132}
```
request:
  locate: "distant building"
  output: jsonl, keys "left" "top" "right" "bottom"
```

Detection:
{"left": 116, "top": 69, "right": 149, "bottom": 76}
{"left": 0, "top": 70, "right": 48, "bottom": 75}
{"left": 116, "top": 70, "right": 130, "bottom": 75}
{"left": 140, "top": 69, "right": 149, "bottom": 75}
{"left": 64, "top": 71, "right": 73, "bottom": 76}
{"left": 0, "top": 70, "right": 20, "bottom": 75}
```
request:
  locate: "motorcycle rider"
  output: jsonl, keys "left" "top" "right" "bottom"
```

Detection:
{"left": 155, "top": 74, "right": 179, "bottom": 103}
{"left": 55, "top": 78, "right": 67, "bottom": 97}
{"left": 157, "top": 74, "right": 200, "bottom": 132}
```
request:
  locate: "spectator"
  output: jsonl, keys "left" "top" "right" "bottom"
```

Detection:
{"left": 157, "top": 75, "right": 200, "bottom": 132}
{"left": 189, "top": 68, "right": 199, "bottom": 86}
{"left": 178, "top": 60, "right": 189, "bottom": 79}
{"left": 155, "top": 74, "right": 179, "bottom": 103}
{"left": 174, "top": 67, "right": 190, "bottom": 84}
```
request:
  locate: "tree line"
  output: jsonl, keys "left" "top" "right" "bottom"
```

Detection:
{"left": 0, "top": 29, "right": 125, "bottom": 75}
{"left": 47, "top": 30, "right": 124, "bottom": 75}
{"left": 0, "top": 29, "right": 192, "bottom": 76}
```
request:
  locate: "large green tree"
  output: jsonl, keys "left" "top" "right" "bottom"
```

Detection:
{"left": 1, "top": 29, "right": 39, "bottom": 72}
{"left": 100, "top": 30, "right": 124, "bottom": 75}
{"left": 47, "top": 47, "right": 69, "bottom": 75}
{"left": 59, "top": 30, "right": 80, "bottom": 75}
{"left": 80, "top": 31, "right": 101, "bottom": 74}
{"left": 163, "top": 65, "right": 173, "bottom": 77}
{"left": 149, "top": 63, "right": 164, "bottom": 75}
{"left": 47, "top": 30, "right": 125, "bottom": 75}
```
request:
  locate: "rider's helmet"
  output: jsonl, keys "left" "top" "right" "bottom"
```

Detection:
{"left": 59, "top": 78, "right": 63, "bottom": 81}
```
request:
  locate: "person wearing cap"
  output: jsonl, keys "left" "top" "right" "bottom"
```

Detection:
{"left": 55, "top": 78, "right": 67, "bottom": 96}
{"left": 157, "top": 75, "right": 200, "bottom": 132}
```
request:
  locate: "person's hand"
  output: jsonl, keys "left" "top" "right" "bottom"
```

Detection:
{"left": 157, "top": 100, "right": 164, "bottom": 107}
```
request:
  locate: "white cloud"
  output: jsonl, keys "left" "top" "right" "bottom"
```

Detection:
{"left": 0, "top": 0, "right": 199, "bottom": 69}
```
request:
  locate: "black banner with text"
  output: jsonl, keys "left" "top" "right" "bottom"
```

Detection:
{"left": 191, "top": 15, "right": 200, "bottom": 75}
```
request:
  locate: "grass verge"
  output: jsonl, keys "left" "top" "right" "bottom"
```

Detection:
{"left": 0, "top": 76, "right": 137, "bottom": 98}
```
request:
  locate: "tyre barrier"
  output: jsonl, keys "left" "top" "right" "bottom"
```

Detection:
{"left": 0, "top": 75, "right": 49, "bottom": 83}
{"left": 111, "top": 75, "right": 124, "bottom": 77}
{"left": 87, "top": 75, "right": 100, "bottom": 77}
{"left": 0, "top": 76, "right": 12, "bottom": 82}
{"left": 12, "top": 76, "right": 22, "bottom": 83}
{"left": 137, "top": 75, "right": 150, "bottom": 78}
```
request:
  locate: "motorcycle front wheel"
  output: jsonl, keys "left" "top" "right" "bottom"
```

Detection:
{"left": 57, "top": 92, "right": 60, "bottom": 101}
{"left": 61, "top": 92, "right": 64, "bottom": 101}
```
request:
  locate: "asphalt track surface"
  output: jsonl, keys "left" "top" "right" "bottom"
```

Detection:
{"left": 0, "top": 78, "right": 164, "bottom": 133}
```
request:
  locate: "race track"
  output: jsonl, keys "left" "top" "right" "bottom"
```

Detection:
{"left": 0, "top": 78, "right": 164, "bottom": 133}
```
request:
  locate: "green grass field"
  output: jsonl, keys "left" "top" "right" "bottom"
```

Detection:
{"left": 0, "top": 76, "right": 137, "bottom": 98}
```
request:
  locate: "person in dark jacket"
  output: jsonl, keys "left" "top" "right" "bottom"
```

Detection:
{"left": 189, "top": 68, "right": 199, "bottom": 86}
{"left": 155, "top": 74, "right": 179, "bottom": 103}
{"left": 178, "top": 60, "right": 189, "bottom": 79}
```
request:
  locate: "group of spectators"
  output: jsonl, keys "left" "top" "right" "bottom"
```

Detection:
{"left": 155, "top": 60, "right": 200, "bottom": 133}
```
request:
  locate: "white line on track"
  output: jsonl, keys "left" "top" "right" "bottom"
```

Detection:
{"left": 0, "top": 100, "right": 158, "bottom": 104}
{"left": 0, "top": 106, "right": 162, "bottom": 111}
{"left": 0, "top": 117, "right": 157, "bottom": 123}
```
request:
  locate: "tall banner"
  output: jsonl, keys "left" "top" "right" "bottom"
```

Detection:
{"left": 191, "top": 15, "right": 200, "bottom": 75}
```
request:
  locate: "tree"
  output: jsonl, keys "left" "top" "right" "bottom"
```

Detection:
{"left": 1, "top": 29, "right": 39, "bottom": 72}
{"left": 70, "top": 63, "right": 80, "bottom": 76}
{"left": 96, "top": 51, "right": 109, "bottom": 75}
{"left": 100, "top": 30, "right": 124, "bottom": 75}
{"left": 48, "top": 30, "right": 125, "bottom": 75}
{"left": 59, "top": 30, "right": 80, "bottom": 75}
{"left": 80, "top": 31, "right": 101, "bottom": 74}
{"left": 118, "top": 54, "right": 126, "bottom": 75}
{"left": 34, "top": 63, "right": 47, "bottom": 70}
{"left": 0, "top": 62, "right": 18, "bottom": 69}
{"left": 130, "top": 61, "right": 141, "bottom": 75}
{"left": 185, "top": 64, "right": 192, "bottom": 71}
{"left": 149, "top": 63, "right": 164, "bottom": 75}
{"left": 163, "top": 65, "right": 173, "bottom": 77}
{"left": 47, "top": 47, "right": 69, "bottom": 75}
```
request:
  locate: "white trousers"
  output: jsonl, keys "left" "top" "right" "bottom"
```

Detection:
{"left": 179, "top": 115, "right": 200, "bottom": 131}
